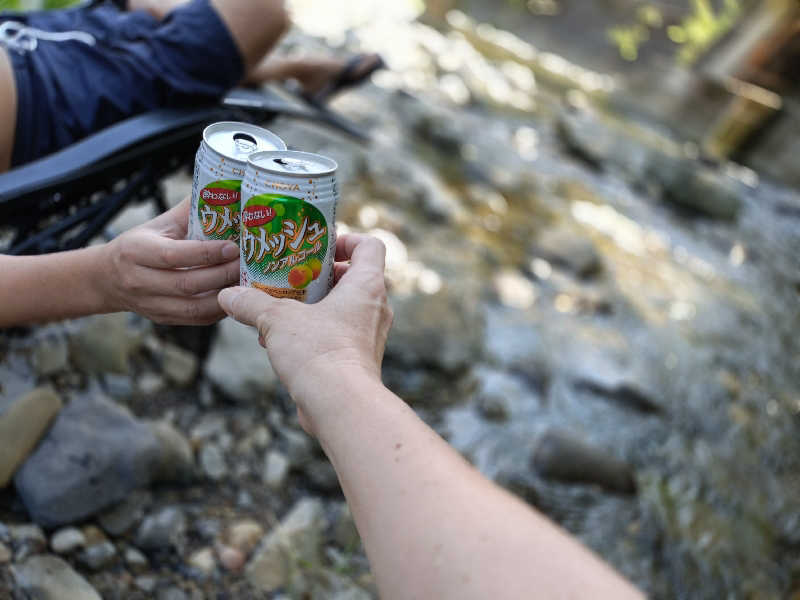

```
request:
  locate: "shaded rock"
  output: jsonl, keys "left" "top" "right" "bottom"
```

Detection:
{"left": 0, "top": 387, "right": 62, "bottom": 487}
{"left": 50, "top": 527, "right": 86, "bottom": 554}
{"left": 476, "top": 393, "right": 511, "bottom": 422}
{"left": 77, "top": 541, "right": 116, "bottom": 570}
{"left": 246, "top": 498, "right": 326, "bottom": 593}
{"left": 309, "top": 569, "right": 372, "bottom": 600}
{"left": 14, "top": 393, "right": 161, "bottom": 527}
{"left": 138, "top": 373, "right": 166, "bottom": 395}
{"left": 136, "top": 506, "right": 186, "bottom": 551}
{"left": 157, "top": 587, "right": 188, "bottom": 600}
{"left": 68, "top": 314, "right": 141, "bottom": 374}
{"left": 386, "top": 287, "right": 484, "bottom": 373}
{"left": 189, "top": 413, "right": 227, "bottom": 445}
{"left": 188, "top": 547, "right": 216, "bottom": 575}
{"left": 263, "top": 451, "right": 290, "bottom": 490}
{"left": 329, "top": 502, "right": 360, "bottom": 551}
{"left": 0, "top": 541, "right": 10, "bottom": 563}
{"left": 123, "top": 547, "right": 148, "bottom": 572}
{"left": 12, "top": 555, "right": 101, "bottom": 600}
{"left": 32, "top": 337, "right": 69, "bottom": 376}
{"left": 9, "top": 524, "right": 47, "bottom": 560}
{"left": 148, "top": 420, "right": 194, "bottom": 483}
{"left": 225, "top": 519, "right": 264, "bottom": 555}
{"left": 200, "top": 443, "right": 227, "bottom": 481}
{"left": 307, "top": 460, "right": 340, "bottom": 493}
{"left": 532, "top": 429, "right": 636, "bottom": 494}
{"left": 205, "top": 318, "right": 278, "bottom": 403}
{"left": 103, "top": 374, "right": 134, "bottom": 399}
{"left": 134, "top": 575, "right": 158, "bottom": 593}
{"left": 97, "top": 491, "right": 149, "bottom": 536}
{"left": 531, "top": 227, "right": 601, "bottom": 278}
{"left": 161, "top": 343, "right": 198, "bottom": 387}
{"left": 283, "top": 429, "right": 315, "bottom": 469}
{"left": 0, "top": 352, "right": 36, "bottom": 404}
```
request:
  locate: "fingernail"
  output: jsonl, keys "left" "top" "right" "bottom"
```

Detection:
{"left": 222, "top": 243, "right": 239, "bottom": 260}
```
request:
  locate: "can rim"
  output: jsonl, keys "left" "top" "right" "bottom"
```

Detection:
{"left": 248, "top": 150, "right": 338, "bottom": 177}
{"left": 202, "top": 122, "right": 287, "bottom": 160}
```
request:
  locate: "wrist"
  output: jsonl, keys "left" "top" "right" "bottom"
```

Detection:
{"left": 86, "top": 243, "right": 121, "bottom": 314}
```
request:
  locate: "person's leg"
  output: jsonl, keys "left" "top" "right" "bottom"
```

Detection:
{"left": 0, "top": 48, "right": 17, "bottom": 173}
{"left": 208, "top": 0, "right": 289, "bottom": 72}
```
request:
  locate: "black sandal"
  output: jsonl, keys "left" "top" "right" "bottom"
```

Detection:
{"left": 303, "top": 53, "right": 386, "bottom": 106}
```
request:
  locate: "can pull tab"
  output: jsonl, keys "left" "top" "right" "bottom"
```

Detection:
{"left": 273, "top": 158, "right": 309, "bottom": 172}
{"left": 233, "top": 132, "right": 258, "bottom": 154}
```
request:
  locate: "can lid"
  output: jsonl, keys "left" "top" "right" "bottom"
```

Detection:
{"left": 203, "top": 122, "right": 287, "bottom": 160}
{"left": 248, "top": 150, "right": 338, "bottom": 177}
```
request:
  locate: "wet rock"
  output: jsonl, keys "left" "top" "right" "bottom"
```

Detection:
{"left": 68, "top": 314, "right": 141, "bottom": 374}
{"left": 14, "top": 393, "right": 161, "bottom": 527}
{"left": 50, "top": 527, "right": 86, "bottom": 554}
{"left": 136, "top": 506, "right": 187, "bottom": 551}
{"left": 205, "top": 318, "right": 278, "bottom": 403}
{"left": 12, "top": 554, "right": 101, "bottom": 600}
{"left": 123, "top": 547, "right": 148, "bottom": 572}
{"left": 226, "top": 520, "right": 264, "bottom": 555}
{"left": 188, "top": 547, "right": 216, "bottom": 575}
{"left": 263, "top": 451, "right": 290, "bottom": 490}
{"left": 531, "top": 227, "right": 601, "bottom": 278}
{"left": 32, "top": 336, "right": 69, "bottom": 376}
{"left": 97, "top": 491, "right": 149, "bottom": 536}
{"left": 77, "top": 541, "right": 116, "bottom": 570}
{"left": 0, "top": 387, "right": 62, "bottom": 487}
{"left": 246, "top": 498, "right": 326, "bottom": 593}
{"left": 532, "top": 429, "right": 636, "bottom": 494}
{"left": 161, "top": 343, "right": 198, "bottom": 387}
{"left": 387, "top": 287, "right": 484, "bottom": 373}
{"left": 200, "top": 443, "right": 227, "bottom": 481}
{"left": 149, "top": 420, "right": 195, "bottom": 483}
{"left": 217, "top": 544, "right": 246, "bottom": 572}
{"left": 0, "top": 541, "right": 10, "bottom": 563}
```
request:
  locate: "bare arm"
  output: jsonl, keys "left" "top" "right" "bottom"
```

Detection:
{"left": 0, "top": 198, "right": 239, "bottom": 328}
{"left": 218, "top": 234, "right": 643, "bottom": 600}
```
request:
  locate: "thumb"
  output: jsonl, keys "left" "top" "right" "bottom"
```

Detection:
{"left": 217, "top": 286, "right": 283, "bottom": 329}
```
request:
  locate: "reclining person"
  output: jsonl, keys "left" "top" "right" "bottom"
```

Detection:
{"left": 0, "top": 0, "right": 383, "bottom": 171}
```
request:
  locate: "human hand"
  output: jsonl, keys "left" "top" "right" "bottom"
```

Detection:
{"left": 217, "top": 234, "right": 393, "bottom": 433}
{"left": 101, "top": 197, "right": 240, "bottom": 325}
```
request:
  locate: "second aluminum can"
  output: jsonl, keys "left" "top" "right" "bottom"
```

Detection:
{"left": 240, "top": 150, "right": 339, "bottom": 304}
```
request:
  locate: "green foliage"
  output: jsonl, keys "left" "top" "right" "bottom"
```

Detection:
{"left": 607, "top": 0, "right": 743, "bottom": 65}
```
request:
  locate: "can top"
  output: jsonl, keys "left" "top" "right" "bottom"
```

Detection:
{"left": 203, "top": 122, "right": 287, "bottom": 161}
{"left": 248, "top": 150, "right": 338, "bottom": 178}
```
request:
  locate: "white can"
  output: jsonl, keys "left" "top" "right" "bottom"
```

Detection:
{"left": 240, "top": 150, "right": 339, "bottom": 304}
{"left": 188, "top": 122, "right": 286, "bottom": 243}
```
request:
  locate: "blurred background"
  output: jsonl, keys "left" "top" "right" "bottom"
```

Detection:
{"left": 1, "top": 1, "right": 799, "bottom": 599}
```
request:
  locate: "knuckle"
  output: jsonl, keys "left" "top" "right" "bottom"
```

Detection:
{"left": 160, "top": 245, "right": 176, "bottom": 267}
{"left": 175, "top": 274, "right": 195, "bottom": 296}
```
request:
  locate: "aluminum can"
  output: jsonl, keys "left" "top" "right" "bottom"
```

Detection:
{"left": 188, "top": 122, "right": 286, "bottom": 243}
{"left": 240, "top": 150, "right": 338, "bottom": 304}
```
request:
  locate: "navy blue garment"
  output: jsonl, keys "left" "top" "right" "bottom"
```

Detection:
{"left": 4, "top": 0, "right": 244, "bottom": 167}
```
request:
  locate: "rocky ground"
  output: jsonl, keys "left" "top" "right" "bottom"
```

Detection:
{"left": 2, "top": 7, "right": 800, "bottom": 600}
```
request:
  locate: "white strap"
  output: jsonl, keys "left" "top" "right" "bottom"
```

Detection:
{"left": 0, "top": 20, "right": 96, "bottom": 53}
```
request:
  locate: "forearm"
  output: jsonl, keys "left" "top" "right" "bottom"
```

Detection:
{"left": 303, "top": 370, "right": 643, "bottom": 600}
{"left": 0, "top": 246, "right": 113, "bottom": 327}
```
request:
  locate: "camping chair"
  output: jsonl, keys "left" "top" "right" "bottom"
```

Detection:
{"left": 0, "top": 85, "right": 367, "bottom": 255}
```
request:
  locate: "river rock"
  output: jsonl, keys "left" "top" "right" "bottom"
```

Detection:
{"left": 205, "top": 318, "right": 278, "bottom": 403}
{"left": 226, "top": 519, "right": 264, "bottom": 555}
{"left": 32, "top": 336, "right": 69, "bottom": 376}
{"left": 283, "top": 429, "right": 315, "bottom": 468}
{"left": 531, "top": 227, "right": 601, "bottom": 278}
{"left": 532, "top": 429, "right": 636, "bottom": 494}
{"left": 307, "top": 460, "right": 340, "bottom": 492}
{"left": 309, "top": 569, "right": 372, "bottom": 600}
{"left": 246, "top": 498, "right": 326, "bottom": 593}
{"left": 97, "top": 490, "right": 149, "bottom": 536}
{"left": 386, "top": 286, "right": 484, "bottom": 373}
{"left": 217, "top": 544, "right": 246, "bottom": 572}
{"left": 0, "top": 541, "right": 10, "bottom": 563}
{"left": 0, "top": 387, "right": 62, "bottom": 487}
{"left": 68, "top": 313, "right": 141, "bottom": 374}
{"left": 200, "top": 443, "right": 227, "bottom": 481}
{"left": 188, "top": 547, "right": 216, "bottom": 575}
{"left": 123, "top": 547, "right": 148, "bottom": 572}
{"left": 50, "top": 527, "right": 86, "bottom": 554}
{"left": 77, "top": 541, "right": 117, "bottom": 570}
{"left": 148, "top": 420, "right": 195, "bottom": 483}
{"left": 12, "top": 555, "right": 101, "bottom": 600}
{"left": 9, "top": 524, "right": 47, "bottom": 560}
{"left": 263, "top": 450, "right": 290, "bottom": 490}
{"left": 136, "top": 506, "right": 187, "bottom": 551}
{"left": 161, "top": 343, "right": 198, "bottom": 387}
{"left": 14, "top": 393, "right": 161, "bottom": 527}
{"left": 329, "top": 502, "right": 360, "bottom": 551}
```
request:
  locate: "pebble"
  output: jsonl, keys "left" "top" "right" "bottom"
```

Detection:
{"left": 68, "top": 313, "right": 137, "bottom": 374}
{"left": 188, "top": 546, "right": 216, "bottom": 575}
{"left": 50, "top": 527, "right": 86, "bottom": 554}
{"left": 161, "top": 343, "right": 198, "bottom": 386}
{"left": 135, "top": 575, "right": 158, "bottom": 593}
{"left": 98, "top": 491, "right": 148, "bottom": 536}
{"left": 32, "top": 336, "right": 69, "bottom": 376}
{"left": 195, "top": 518, "right": 222, "bottom": 542}
{"left": 138, "top": 372, "right": 166, "bottom": 395}
{"left": 0, "top": 541, "right": 11, "bottom": 563}
{"left": 217, "top": 544, "right": 246, "bottom": 572}
{"left": 200, "top": 443, "right": 227, "bottom": 480}
{"left": 149, "top": 420, "right": 195, "bottom": 483}
{"left": 136, "top": 506, "right": 187, "bottom": 551}
{"left": 124, "top": 547, "right": 149, "bottom": 572}
{"left": 103, "top": 373, "right": 135, "bottom": 399}
{"left": 330, "top": 502, "right": 360, "bottom": 550}
{"left": 12, "top": 554, "right": 101, "bottom": 600}
{"left": 78, "top": 541, "right": 117, "bottom": 570}
{"left": 0, "top": 387, "right": 62, "bottom": 487}
{"left": 226, "top": 519, "right": 264, "bottom": 555}
{"left": 263, "top": 450, "right": 290, "bottom": 490}
{"left": 81, "top": 525, "right": 107, "bottom": 546}
{"left": 307, "top": 459, "right": 340, "bottom": 492}
{"left": 10, "top": 524, "right": 47, "bottom": 560}
{"left": 283, "top": 429, "right": 315, "bottom": 468}
{"left": 190, "top": 414, "right": 227, "bottom": 445}
{"left": 157, "top": 587, "right": 189, "bottom": 600}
